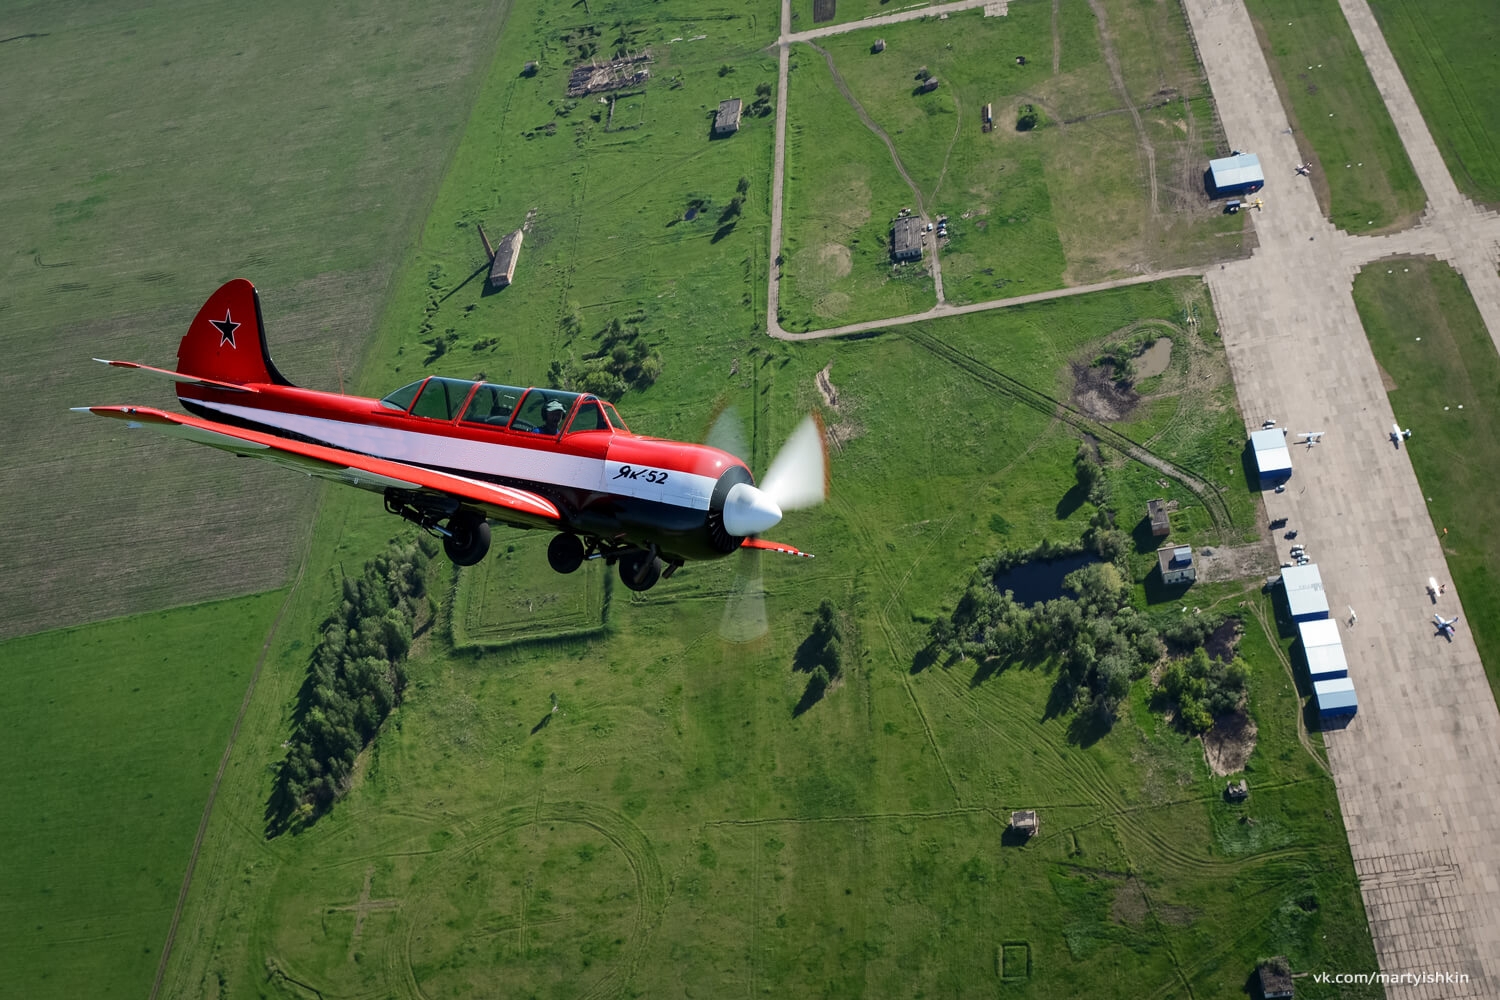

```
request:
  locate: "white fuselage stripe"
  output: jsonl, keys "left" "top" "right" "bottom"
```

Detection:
{"left": 194, "top": 400, "right": 718, "bottom": 509}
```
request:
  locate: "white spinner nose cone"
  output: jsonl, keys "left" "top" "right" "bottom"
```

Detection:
{"left": 722, "top": 482, "right": 783, "bottom": 537}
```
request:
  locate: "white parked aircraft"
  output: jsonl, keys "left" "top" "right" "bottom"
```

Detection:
{"left": 1434, "top": 614, "right": 1459, "bottom": 641}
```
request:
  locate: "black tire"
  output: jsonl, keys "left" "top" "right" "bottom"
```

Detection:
{"left": 443, "top": 516, "right": 491, "bottom": 566}
{"left": 547, "top": 533, "right": 586, "bottom": 574}
{"left": 618, "top": 551, "right": 662, "bottom": 592}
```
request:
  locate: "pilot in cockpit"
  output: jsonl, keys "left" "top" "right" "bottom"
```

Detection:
{"left": 538, "top": 399, "right": 566, "bottom": 434}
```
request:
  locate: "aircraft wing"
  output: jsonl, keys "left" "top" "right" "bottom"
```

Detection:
{"left": 77, "top": 405, "right": 562, "bottom": 529}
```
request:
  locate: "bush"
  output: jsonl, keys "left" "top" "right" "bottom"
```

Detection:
{"left": 270, "top": 538, "right": 431, "bottom": 832}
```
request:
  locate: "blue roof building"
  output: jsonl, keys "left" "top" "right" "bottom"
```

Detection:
{"left": 1206, "top": 153, "right": 1264, "bottom": 198}
{"left": 1250, "top": 428, "right": 1292, "bottom": 486}
{"left": 1314, "top": 676, "right": 1358, "bottom": 719}
{"left": 1298, "top": 618, "right": 1348, "bottom": 681}
{"left": 1282, "top": 564, "right": 1329, "bottom": 622}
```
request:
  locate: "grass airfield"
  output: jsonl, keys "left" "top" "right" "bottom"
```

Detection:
{"left": 0, "top": 0, "right": 1390, "bottom": 996}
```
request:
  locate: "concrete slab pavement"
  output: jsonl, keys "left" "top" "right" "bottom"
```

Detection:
{"left": 1185, "top": 0, "right": 1500, "bottom": 994}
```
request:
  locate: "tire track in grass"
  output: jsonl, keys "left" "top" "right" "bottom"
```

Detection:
{"left": 901, "top": 326, "right": 1233, "bottom": 529}
{"left": 1242, "top": 596, "right": 1329, "bottom": 776}
{"left": 387, "top": 801, "right": 664, "bottom": 1000}
{"left": 1087, "top": 0, "right": 1159, "bottom": 217}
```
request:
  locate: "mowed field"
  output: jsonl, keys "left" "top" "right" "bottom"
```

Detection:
{"left": 1353, "top": 256, "right": 1500, "bottom": 700}
{"left": 1368, "top": 0, "right": 1500, "bottom": 208}
{"left": 0, "top": 0, "right": 509, "bottom": 639}
{"left": 1244, "top": 0, "right": 1425, "bottom": 233}
{"left": 0, "top": 590, "right": 288, "bottom": 998}
{"left": 777, "top": 0, "right": 1247, "bottom": 330}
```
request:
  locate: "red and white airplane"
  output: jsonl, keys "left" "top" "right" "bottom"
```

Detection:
{"left": 78, "top": 279, "right": 826, "bottom": 591}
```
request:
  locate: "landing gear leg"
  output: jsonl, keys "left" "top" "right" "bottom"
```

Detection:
{"left": 618, "top": 546, "right": 663, "bottom": 592}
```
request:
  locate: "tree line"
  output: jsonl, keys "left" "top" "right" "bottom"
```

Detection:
{"left": 268, "top": 537, "right": 434, "bottom": 833}
{"left": 926, "top": 444, "right": 1247, "bottom": 734}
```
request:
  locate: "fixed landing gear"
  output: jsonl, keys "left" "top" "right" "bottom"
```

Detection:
{"left": 443, "top": 515, "right": 491, "bottom": 566}
{"left": 618, "top": 549, "right": 663, "bottom": 592}
{"left": 548, "top": 534, "right": 677, "bottom": 591}
{"left": 384, "top": 490, "right": 491, "bottom": 566}
{"left": 548, "top": 533, "right": 586, "bottom": 574}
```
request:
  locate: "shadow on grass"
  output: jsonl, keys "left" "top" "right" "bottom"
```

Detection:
{"left": 1142, "top": 565, "right": 1193, "bottom": 607}
{"left": 1000, "top": 826, "right": 1035, "bottom": 848}
{"left": 910, "top": 644, "right": 940, "bottom": 674}
{"left": 446, "top": 259, "right": 494, "bottom": 302}
{"left": 1065, "top": 701, "right": 1112, "bottom": 748}
{"left": 530, "top": 711, "right": 555, "bottom": 735}
{"left": 792, "top": 677, "right": 827, "bottom": 717}
{"left": 1055, "top": 481, "right": 1087, "bottom": 521}
{"left": 1131, "top": 515, "right": 1161, "bottom": 555}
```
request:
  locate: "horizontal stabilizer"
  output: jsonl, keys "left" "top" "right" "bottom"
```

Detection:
{"left": 740, "top": 537, "right": 814, "bottom": 558}
{"left": 95, "top": 359, "right": 257, "bottom": 393}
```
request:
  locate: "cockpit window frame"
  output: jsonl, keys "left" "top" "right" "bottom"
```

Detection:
{"left": 460, "top": 382, "right": 528, "bottom": 429}
{"left": 598, "top": 401, "right": 629, "bottom": 433}
{"left": 379, "top": 379, "right": 427, "bottom": 413}
{"left": 409, "top": 377, "right": 479, "bottom": 422}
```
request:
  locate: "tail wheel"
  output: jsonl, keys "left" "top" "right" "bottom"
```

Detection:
{"left": 443, "top": 515, "right": 491, "bottom": 566}
{"left": 548, "top": 533, "right": 586, "bottom": 574}
{"left": 618, "top": 550, "right": 662, "bottom": 592}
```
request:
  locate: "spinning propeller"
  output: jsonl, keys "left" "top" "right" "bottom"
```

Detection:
{"left": 706, "top": 408, "right": 829, "bottom": 641}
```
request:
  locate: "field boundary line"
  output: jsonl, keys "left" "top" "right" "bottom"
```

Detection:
{"left": 148, "top": 501, "right": 322, "bottom": 1000}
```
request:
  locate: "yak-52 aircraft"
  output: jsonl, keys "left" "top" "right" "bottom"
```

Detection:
{"left": 78, "top": 279, "right": 827, "bottom": 591}
{"left": 1434, "top": 614, "right": 1459, "bottom": 641}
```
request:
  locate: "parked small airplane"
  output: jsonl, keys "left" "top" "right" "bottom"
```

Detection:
{"left": 1296, "top": 431, "right": 1324, "bottom": 449}
{"left": 1294, "top": 162, "right": 1312, "bottom": 177}
{"left": 1391, "top": 423, "right": 1412, "bottom": 447}
{"left": 78, "top": 279, "right": 828, "bottom": 591}
{"left": 1434, "top": 614, "right": 1459, "bottom": 641}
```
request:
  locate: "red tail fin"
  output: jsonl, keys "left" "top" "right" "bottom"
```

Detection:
{"left": 176, "top": 279, "right": 293, "bottom": 386}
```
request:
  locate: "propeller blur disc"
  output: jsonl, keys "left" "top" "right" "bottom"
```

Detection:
{"left": 719, "top": 549, "right": 768, "bottom": 642}
{"left": 759, "top": 414, "right": 828, "bottom": 513}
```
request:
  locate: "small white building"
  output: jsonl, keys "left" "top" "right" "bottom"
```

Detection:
{"left": 1157, "top": 545, "right": 1196, "bottom": 586}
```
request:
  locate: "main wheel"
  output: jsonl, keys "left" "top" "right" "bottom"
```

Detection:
{"left": 443, "top": 516, "right": 491, "bottom": 566}
{"left": 547, "top": 533, "right": 586, "bottom": 574}
{"left": 618, "top": 551, "right": 662, "bottom": 592}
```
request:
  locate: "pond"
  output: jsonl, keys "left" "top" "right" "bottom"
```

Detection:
{"left": 992, "top": 552, "right": 1102, "bottom": 606}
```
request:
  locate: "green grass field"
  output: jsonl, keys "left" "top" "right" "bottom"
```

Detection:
{"left": 1244, "top": 0, "right": 1426, "bottom": 232}
{"left": 0, "top": 591, "right": 288, "bottom": 998}
{"left": 1353, "top": 256, "right": 1500, "bottom": 699}
{"left": 1, "top": 0, "right": 1386, "bottom": 996}
{"left": 777, "top": 1, "right": 1248, "bottom": 329}
{"left": 1368, "top": 0, "right": 1500, "bottom": 207}
{"left": 0, "top": 0, "right": 507, "bottom": 639}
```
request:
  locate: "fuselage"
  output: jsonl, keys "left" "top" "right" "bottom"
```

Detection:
{"left": 178, "top": 377, "right": 754, "bottom": 562}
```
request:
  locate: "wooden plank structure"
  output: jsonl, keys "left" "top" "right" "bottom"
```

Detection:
{"left": 489, "top": 229, "right": 523, "bottom": 288}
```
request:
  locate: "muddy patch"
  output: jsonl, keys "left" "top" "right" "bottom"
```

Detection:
{"left": 1202, "top": 708, "right": 1257, "bottom": 776}
{"left": 1204, "top": 619, "right": 1243, "bottom": 661}
{"left": 1111, "top": 877, "right": 1148, "bottom": 925}
{"left": 1070, "top": 360, "right": 1139, "bottom": 422}
{"left": 1134, "top": 337, "right": 1172, "bottom": 380}
{"left": 1194, "top": 543, "right": 1277, "bottom": 584}
{"left": 816, "top": 361, "right": 863, "bottom": 449}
